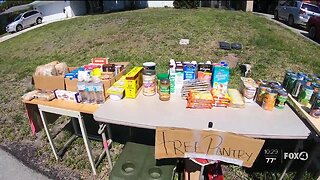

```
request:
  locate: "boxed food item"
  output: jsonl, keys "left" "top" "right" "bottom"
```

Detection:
{"left": 212, "top": 64, "right": 229, "bottom": 94}
{"left": 228, "top": 89, "right": 245, "bottom": 108}
{"left": 54, "top": 89, "right": 81, "bottom": 103}
{"left": 240, "top": 77, "right": 258, "bottom": 103}
{"left": 183, "top": 63, "right": 197, "bottom": 80}
{"left": 107, "top": 86, "right": 125, "bottom": 101}
{"left": 198, "top": 64, "right": 212, "bottom": 82}
{"left": 125, "top": 67, "right": 143, "bottom": 98}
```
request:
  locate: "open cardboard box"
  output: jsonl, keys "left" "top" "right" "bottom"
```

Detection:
{"left": 32, "top": 62, "right": 129, "bottom": 96}
{"left": 32, "top": 67, "right": 78, "bottom": 91}
{"left": 65, "top": 62, "right": 129, "bottom": 98}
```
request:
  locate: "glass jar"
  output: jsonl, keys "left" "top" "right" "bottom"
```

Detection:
{"left": 157, "top": 73, "right": 169, "bottom": 94}
{"left": 159, "top": 79, "right": 170, "bottom": 101}
{"left": 143, "top": 70, "right": 156, "bottom": 96}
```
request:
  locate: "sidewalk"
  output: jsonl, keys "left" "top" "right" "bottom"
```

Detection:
{"left": 0, "top": 148, "right": 50, "bottom": 180}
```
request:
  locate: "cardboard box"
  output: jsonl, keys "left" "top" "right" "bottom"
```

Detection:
{"left": 124, "top": 67, "right": 143, "bottom": 99}
{"left": 32, "top": 67, "right": 78, "bottom": 91}
{"left": 54, "top": 89, "right": 81, "bottom": 103}
{"left": 65, "top": 62, "right": 129, "bottom": 98}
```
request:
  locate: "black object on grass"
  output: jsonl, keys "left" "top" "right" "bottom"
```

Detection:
{"left": 231, "top": 43, "right": 242, "bottom": 50}
{"left": 219, "top": 41, "right": 231, "bottom": 50}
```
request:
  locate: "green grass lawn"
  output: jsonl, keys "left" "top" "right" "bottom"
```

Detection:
{"left": 0, "top": 8, "right": 319, "bottom": 179}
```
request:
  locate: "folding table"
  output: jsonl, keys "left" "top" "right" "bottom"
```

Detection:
{"left": 23, "top": 99, "right": 112, "bottom": 175}
{"left": 93, "top": 92, "right": 311, "bottom": 179}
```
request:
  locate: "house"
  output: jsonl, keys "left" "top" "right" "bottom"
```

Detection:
{"left": 0, "top": 1, "right": 87, "bottom": 22}
{"left": 200, "top": 0, "right": 253, "bottom": 11}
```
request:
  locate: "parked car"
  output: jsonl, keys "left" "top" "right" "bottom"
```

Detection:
{"left": 6, "top": 10, "right": 43, "bottom": 33}
{"left": 274, "top": 0, "right": 320, "bottom": 26}
{"left": 307, "top": 16, "right": 320, "bottom": 40}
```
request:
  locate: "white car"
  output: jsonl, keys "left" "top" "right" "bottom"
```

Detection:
{"left": 274, "top": 1, "right": 320, "bottom": 26}
{"left": 6, "top": 10, "right": 43, "bottom": 33}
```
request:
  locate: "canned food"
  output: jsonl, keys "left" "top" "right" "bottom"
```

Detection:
{"left": 256, "top": 85, "right": 268, "bottom": 105}
{"left": 298, "top": 85, "right": 314, "bottom": 105}
{"left": 262, "top": 88, "right": 277, "bottom": 111}
{"left": 297, "top": 72, "right": 307, "bottom": 80}
{"left": 282, "top": 71, "right": 294, "bottom": 89}
{"left": 310, "top": 94, "right": 320, "bottom": 118}
{"left": 304, "top": 77, "right": 312, "bottom": 86}
{"left": 286, "top": 74, "right": 298, "bottom": 93}
{"left": 276, "top": 90, "right": 288, "bottom": 109}
{"left": 142, "top": 70, "right": 156, "bottom": 96}
{"left": 292, "top": 80, "right": 304, "bottom": 98}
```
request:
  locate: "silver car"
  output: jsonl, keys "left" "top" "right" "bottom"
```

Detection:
{"left": 275, "top": 1, "right": 320, "bottom": 26}
{"left": 6, "top": 10, "right": 43, "bottom": 33}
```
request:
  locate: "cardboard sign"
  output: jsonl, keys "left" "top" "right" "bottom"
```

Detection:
{"left": 155, "top": 127, "right": 265, "bottom": 168}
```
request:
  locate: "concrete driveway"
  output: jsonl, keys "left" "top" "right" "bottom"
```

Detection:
{"left": 0, "top": 17, "right": 75, "bottom": 43}
{"left": 253, "top": 12, "right": 320, "bottom": 46}
{"left": 0, "top": 148, "right": 50, "bottom": 180}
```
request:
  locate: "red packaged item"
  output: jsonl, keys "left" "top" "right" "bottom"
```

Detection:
{"left": 91, "top": 57, "right": 109, "bottom": 64}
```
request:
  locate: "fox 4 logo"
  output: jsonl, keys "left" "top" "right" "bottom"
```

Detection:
{"left": 283, "top": 152, "right": 308, "bottom": 161}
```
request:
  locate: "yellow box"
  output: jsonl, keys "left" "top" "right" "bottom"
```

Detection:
{"left": 125, "top": 67, "right": 143, "bottom": 98}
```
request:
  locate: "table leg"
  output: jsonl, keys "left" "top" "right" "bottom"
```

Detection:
{"left": 279, "top": 140, "right": 303, "bottom": 180}
{"left": 39, "top": 109, "right": 59, "bottom": 160}
{"left": 199, "top": 165, "right": 204, "bottom": 180}
{"left": 102, "top": 131, "right": 113, "bottom": 170}
{"left": 294, "top": 143, "right": 320, "bottom": 180}
{"left": 78, "top": 113, "right": 97, "bottom": 175}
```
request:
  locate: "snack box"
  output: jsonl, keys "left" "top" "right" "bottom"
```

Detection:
{"left": 125, "top": 67, "right": 143, "bottom": 98}
{"left": 54, "top": 89, "right": 81, "bottom": 103}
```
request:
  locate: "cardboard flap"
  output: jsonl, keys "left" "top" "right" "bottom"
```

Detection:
{"left": 33, "top": 75, "right": 65, "bottom": 91}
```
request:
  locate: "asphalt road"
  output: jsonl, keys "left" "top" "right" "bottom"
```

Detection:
{"left": 0, "top": 148, "right": 50, "bottom": 180}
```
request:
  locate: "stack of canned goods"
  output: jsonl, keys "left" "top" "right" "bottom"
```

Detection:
{"left": 282, "top": 70, "right": 320, "bottom": 118}
{"left": 256, "top": 80, "right": 288, "bottom": 111}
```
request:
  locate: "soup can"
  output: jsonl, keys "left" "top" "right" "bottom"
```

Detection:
{"left": 298, "top": 85, "right": 314, "bottom": 105}
{"left": 262, "top": 88, "right": 277, "bottom": 111}
{"left": 286, "top": 74, "right": 298, "bottom": 94}
{"left": 256, "top": 85, "right": 268, "bottom": 105}
{"left": 275, "top": 90, "right": 288, "bottom": 109}
{"left": 292, "top": 80, "right": 304, "bottom": 98}
{"left": 310, "top": 94, "right": 320, "bottom": 118}
{"left": 282, "top": 71, "right": 294, "bottom": 89}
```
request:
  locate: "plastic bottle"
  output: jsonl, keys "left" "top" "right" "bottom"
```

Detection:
{"left": 77, "top": 75, "right": 88, "bottom": 103}
{"left": 93, "top": 79, "right": 105, "bottom": 104}
{"left": 85, "top": 80, "right": 95, "bottom": 104}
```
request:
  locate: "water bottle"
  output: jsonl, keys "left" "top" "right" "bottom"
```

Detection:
{"left": 85, "top": 81, "right": 95, "bottom": 104}
{"left": 94, "top": 80, "right": 105, "bottom": 104}
{"left": 77, "top": 81, "right": 88, "bottom": 103}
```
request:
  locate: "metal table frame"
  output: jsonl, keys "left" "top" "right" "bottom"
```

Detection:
{"left": 38, "top": 104, "right": 112, "bottom": 175}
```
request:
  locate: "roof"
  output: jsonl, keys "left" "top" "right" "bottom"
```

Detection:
{"left": 0, "top": 4, "right": 31, "bottom": 15}
{"left": 0, "top": 1, "right": 55, "bottom": 15}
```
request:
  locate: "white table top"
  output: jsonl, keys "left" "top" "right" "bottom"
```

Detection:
{"left": 94, "top": 92, "right": 310, "bottom": 139}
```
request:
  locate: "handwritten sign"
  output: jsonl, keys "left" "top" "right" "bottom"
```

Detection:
{"left": 155, "top": 127, "right": 265, "bottom": 167}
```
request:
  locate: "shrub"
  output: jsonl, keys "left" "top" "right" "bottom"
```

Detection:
{"left": 173, "top": 0, "right": 200, "bottom": 9}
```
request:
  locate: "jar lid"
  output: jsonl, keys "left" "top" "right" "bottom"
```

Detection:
{"left": 143, "top": 69, "right": 156, "bottom": 75}
{"left": 160, "top": 79, "right": 170, "bottom": 83}
{"left": 157, "top": 73, "right": 169, "bottom": 80}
